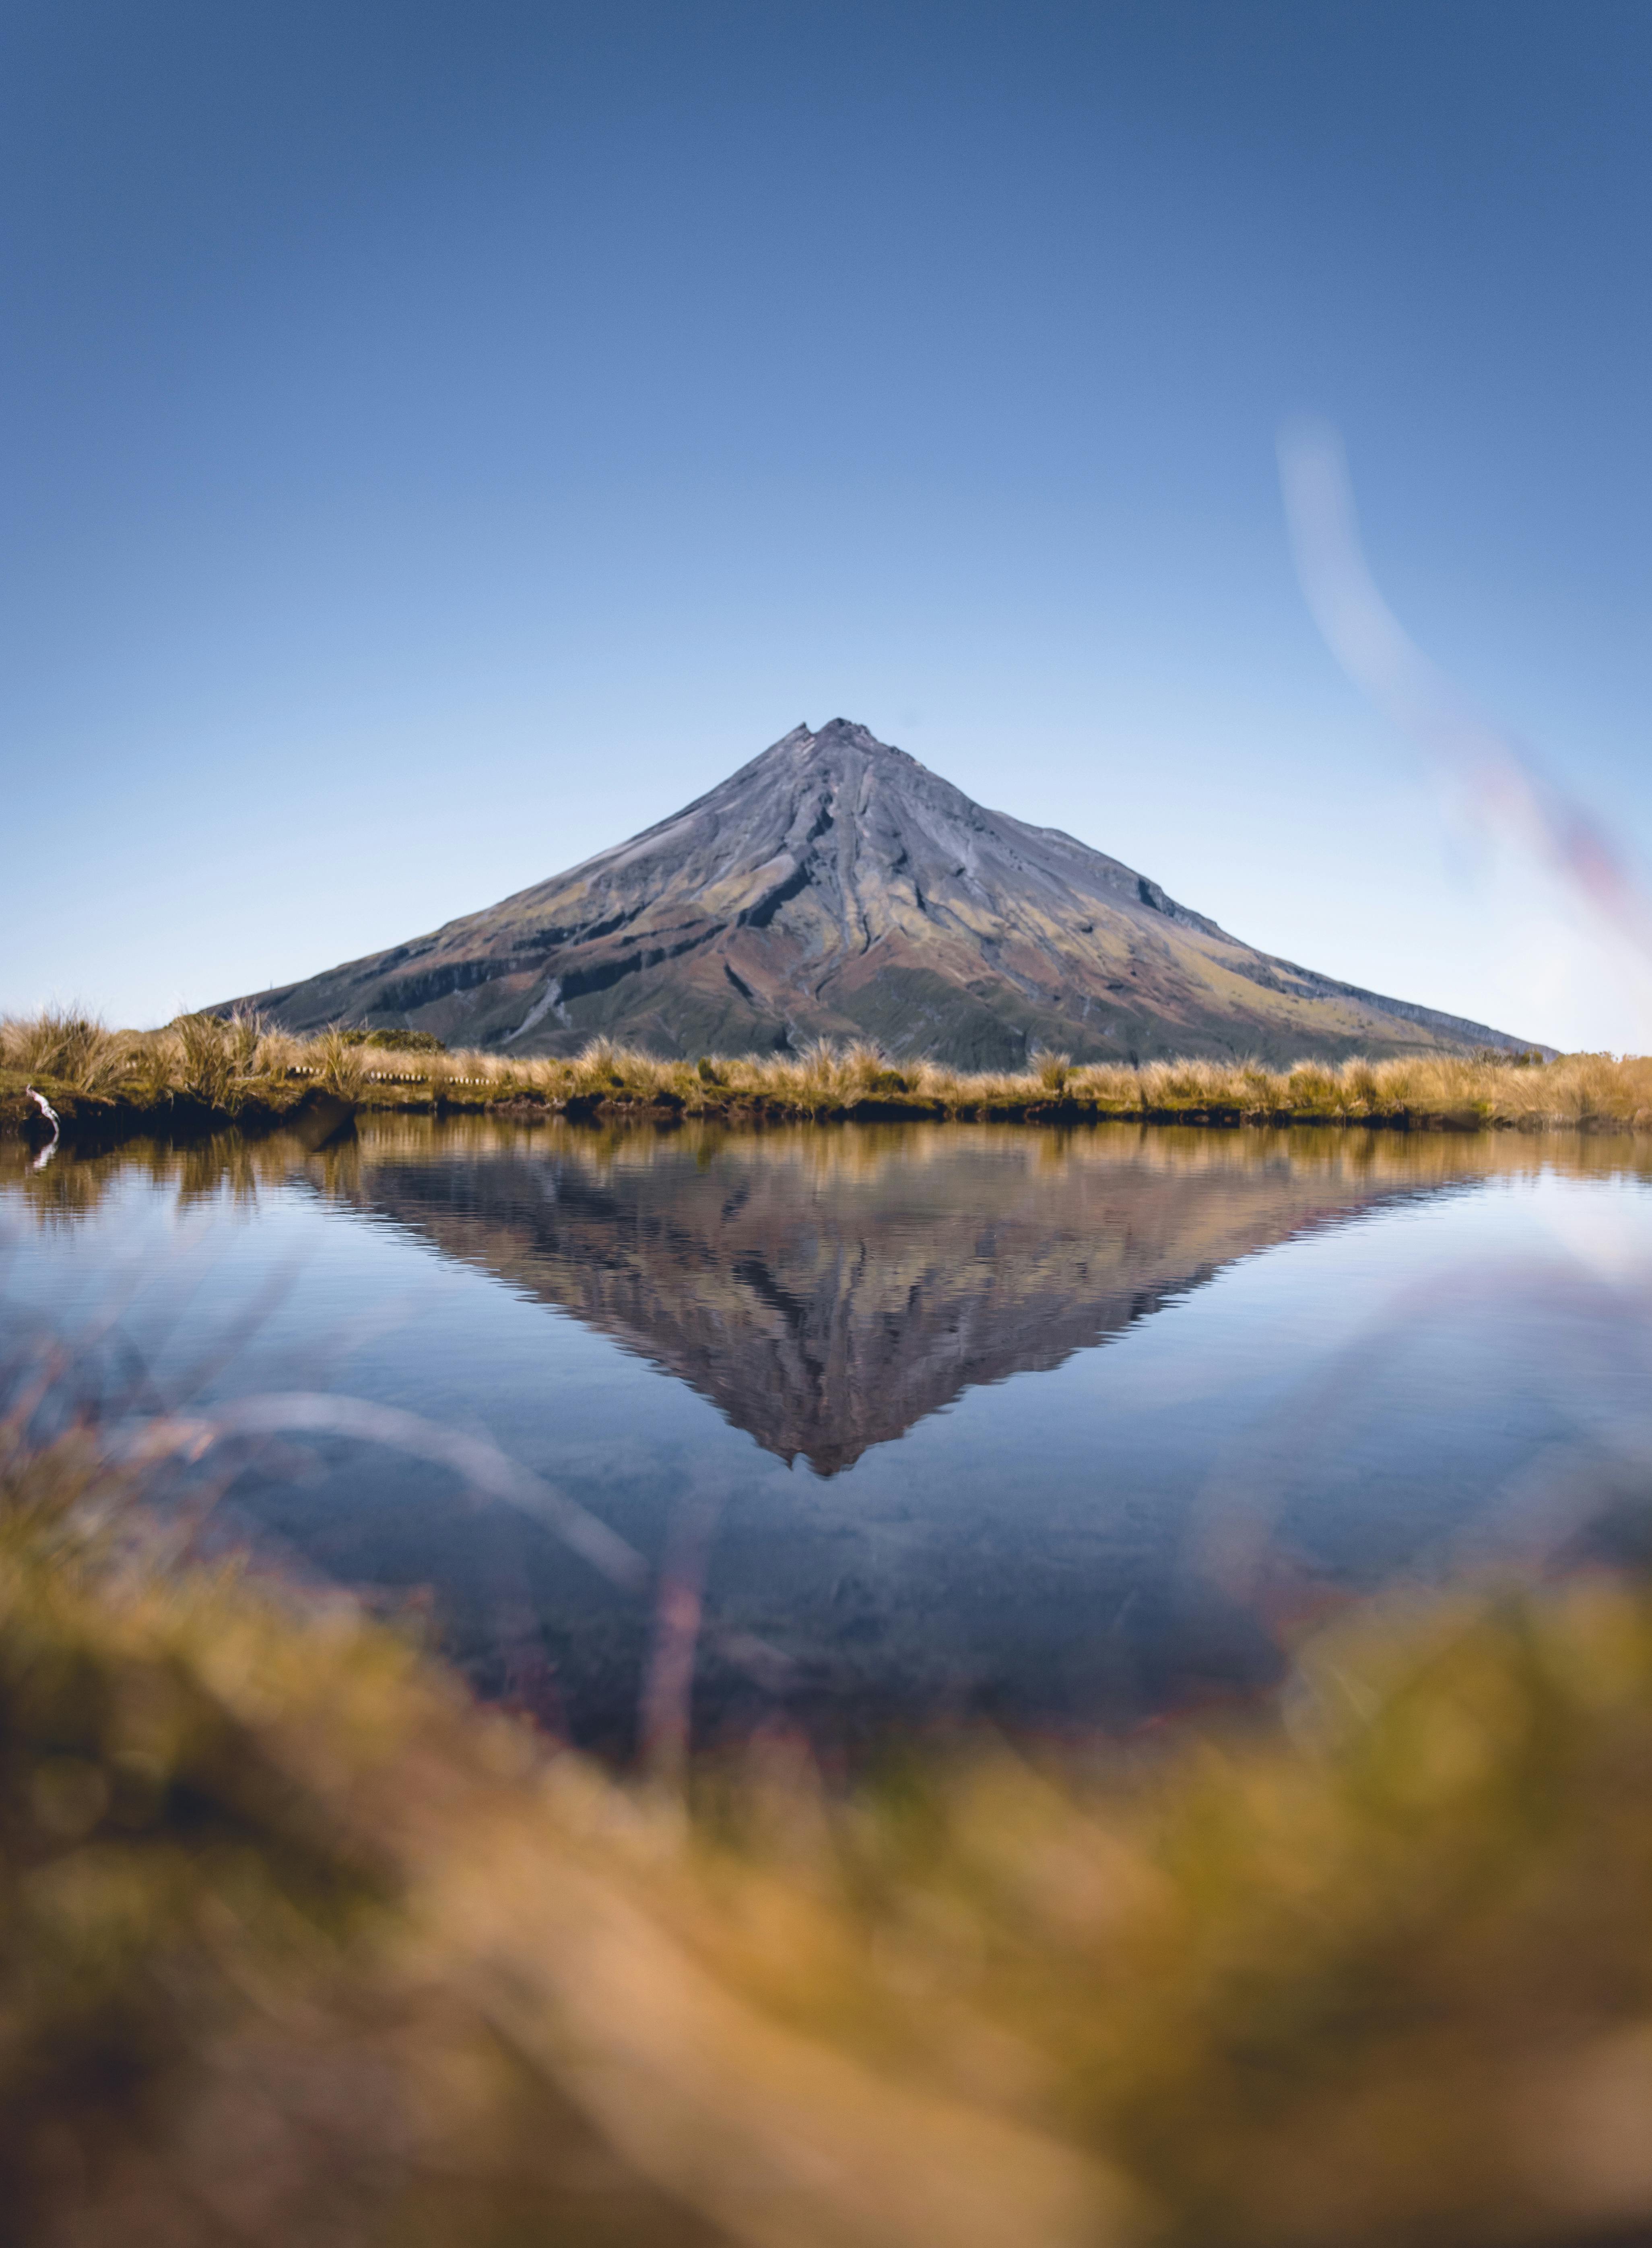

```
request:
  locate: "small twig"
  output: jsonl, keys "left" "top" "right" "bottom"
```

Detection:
{"left": 114, "top": 1391, "right": 652, "bottom": 1594}
{"left": 91, "top": 1389, "right": 792, "bottom": 1694}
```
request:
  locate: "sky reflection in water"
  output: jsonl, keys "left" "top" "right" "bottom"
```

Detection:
{"left": 4, "top": 1117, "right": 1651, "bottom": 1758}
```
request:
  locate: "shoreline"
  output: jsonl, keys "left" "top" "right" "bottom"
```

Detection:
{"left": 6, "top": 1065, "right": 1652, "bottom": 1155}
{"left": 4, "top": 1015, "right": 1648, "bottom": 1153}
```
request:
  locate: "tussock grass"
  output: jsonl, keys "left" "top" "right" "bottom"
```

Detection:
{"left": 0, "top": 1007, "right": 134, "bottom": 1095}
{"left": 335, "top": 1034, "right": 1650, "bottom": 1132}
{"left": 172, "top": 1010, "right": 240, "bottom": 1105}
{"left": 312, "top": 1023, "right": 367, "bottom": 1101}
{"left": 8, "top": 1401, "right": 1652, "bottom": 2243}
{"left": 5, "top": 1009, "right": 1652, "bottom": 1138}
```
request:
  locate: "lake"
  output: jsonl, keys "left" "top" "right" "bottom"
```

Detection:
{"left": 5, "top": 1115, "right": 1651, "bottom": 1760}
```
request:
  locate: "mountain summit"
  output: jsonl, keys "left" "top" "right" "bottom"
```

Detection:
{"left": 235, "top": 718, "right": 1533, "bottom": 1065}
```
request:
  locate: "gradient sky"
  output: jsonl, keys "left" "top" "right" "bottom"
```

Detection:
{"left": 4, "top": 0, "right": 1650, "bottom": 1049}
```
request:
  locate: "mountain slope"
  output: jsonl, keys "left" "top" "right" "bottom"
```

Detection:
{"left": 232, "top": 719, "right": 1536, "bottom": 1066}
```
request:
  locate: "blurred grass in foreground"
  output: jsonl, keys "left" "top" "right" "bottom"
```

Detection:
{"left": 7, "top": 1411, "right": 1652, "bottom": 2244}
{"left": 5, "top": 1006, "right": 1652, "bottom": 1135}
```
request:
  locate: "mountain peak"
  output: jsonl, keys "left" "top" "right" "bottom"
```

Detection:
{"left": 764, "top": 716, "right": 912, "bottom": 764}
{"left": 230, "top": 720, "right": 1539, "bottom": 1068}
{"left": 813, "top": 716, "right": 889, "bottom": 746}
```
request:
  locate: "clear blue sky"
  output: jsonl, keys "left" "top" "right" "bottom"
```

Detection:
{"left": 5, "top": 0, "right": 1650, "bottom": 1049}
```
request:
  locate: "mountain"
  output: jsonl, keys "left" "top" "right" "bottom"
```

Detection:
{"left": 233, "top": 718, "right": 1535, "bottom": 1066}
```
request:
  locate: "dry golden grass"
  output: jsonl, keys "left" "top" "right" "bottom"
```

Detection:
{"left": 8, "top": 1400, "right": 1652, "bottom": 2246}
{"left": 5, "top": 1009, "right": 1652, "bottom": 1133}
{"left": 0, "top": 1008, "right": 135, "bottom": 1095}
{"left": 375, "top": 1036, "right": 1646, "bottom": 1131}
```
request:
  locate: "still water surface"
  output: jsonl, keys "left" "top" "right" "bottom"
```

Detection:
{"left": 5, "top": 1117, "right": 1651, "bottom": 1755}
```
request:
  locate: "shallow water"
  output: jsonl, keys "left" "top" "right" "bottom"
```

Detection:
{"left": 5, "top": 1116, "right": 1652, "bottom": 1755}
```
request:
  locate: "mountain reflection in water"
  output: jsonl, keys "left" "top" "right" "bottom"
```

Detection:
{"left": 6, "top": 1118, "right": 1652, "bottom": 1757}
{"left": 338, "top": 1119, "right": 1456, "bottom": 1472}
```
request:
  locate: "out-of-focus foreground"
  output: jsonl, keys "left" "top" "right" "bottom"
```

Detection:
{"left": 8, "top": 1404, "right": 1652, "bottom": 2246}
{"left": 3, "top": 1007, "right": 1650, "bottom": 1140}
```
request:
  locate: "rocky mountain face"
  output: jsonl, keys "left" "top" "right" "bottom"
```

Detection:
{"left": 234, "top": 719, "right": 1532, "bottom": 1065}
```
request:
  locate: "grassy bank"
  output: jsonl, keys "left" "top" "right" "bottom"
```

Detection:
{"left": 4, "top": 1007, "right": 1650, "bottom": 1146}
{"left": 7, "top": 1405, "right": 1652, "bottom": 2244}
